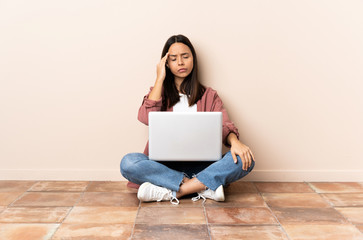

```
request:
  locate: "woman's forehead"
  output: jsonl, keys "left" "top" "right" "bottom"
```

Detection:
{"left": 169, "top": 42, "right": 191, "bottom": 55}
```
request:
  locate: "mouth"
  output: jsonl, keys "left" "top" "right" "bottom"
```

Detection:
{"left": 178, "top": 68, "right": 187, "bottom": 73}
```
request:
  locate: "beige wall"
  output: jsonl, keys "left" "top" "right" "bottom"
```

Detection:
{"left": 1, "top": 0, "right": 362, "bottom": 181}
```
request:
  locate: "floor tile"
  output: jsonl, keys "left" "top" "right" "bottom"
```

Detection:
{"left": 28, "top": 181, "right": 89, "bottom": 192}
{"left": 255, "top": 182, "right": 314, "bottom": 193}
{"left": 77, "top": 192, "right": 139, "bottom": 207}
{"left": 210, "top": 225, "right": 288, "bottom": 240}
{"left": 206, "top": 207, "right": 277, "bottom": 225}
{"left": 309, "top": 182, "right": 363, "bottom": 193}
{"left": 136, "top": 207, "right": 205, "bottom": 224}
{"left": 132, "top": 224, "right": 209, "bottom": 240}
{"left": 0, "top": 192, "right": 24, "bottom": 206}
{"left": 262, "top": 193, "right": 330, "bottom": 208}
{"left": 225, "top": 181, "right": 258, "bottom": 193}
{"left": 335, "top": 207, "right": 363, "bottom": 225}
{"left": 52, "top": 223, "right": 133, "bottom": 240}
{"left": 282, "top": 224, "right": 362, "bottom": 240}
{"left": 205, "top": 193, "right": 266, "bottom": 207}
{"left": 322, "top": 193, "right": 363, "bottom": 207}
{"left": 0, "top": 223, "right": 59, "bottom": 240}
{"left": 86, "top": 181, "right": 137, "bottom": 193}
{"left": 1, "top": 180, "right": 362, "bottom": 239}
{"left": 0, "top": 181, "right": 36, "bottom": 192}
{"left": 0, "top": 207, "right": 71, "bottom": 223}
{"left": 140, "top": 198, "right": 203, "bottom": 207}
{"left": 271, "top": 207, "right": 347, "bottom": 224}
{"left": 64, "top": 206, "right": 138, "bottom": 224}
{"left": 11, "top": 192, "right": 82, "bottom": 207}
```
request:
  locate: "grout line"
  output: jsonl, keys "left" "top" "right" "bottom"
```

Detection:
{"left": 6, "top": 192, "right": 28, "bottom": 208}
{"left": 305, "top": 181, "right": 361, "bottom": 227}
{"left": 48, "top": 182, "right": 88, "bottom": 239}
{"left": 252, "top": 182, "right": 292, "bottom": 240}
{"left": 202, "top": 200, "right": 212, "bottom": 240}
{"left": 129, "top": 199, "right": 141, "bottom": 240}
{"left": 26, "top": 180, "right": 40, "bottom": 192}
{"left": 7, "top": 181, "right": 40, "bottom": 208}
{"left": 305, "top": 181, "right": 319, "bottom": 193}
{"left": 83, "top": 180, "right": 92, "bottom": 192}
{"left": 48, "top": 208, "right": 72, "bottom": 238}
{"left": 333, "top": 207, "right": 356, "bottom": 226}
{"left": 0, "top": 206, "right": 5, "bottom": 215}
{"left": 0, "top": 180, "right": 82, "bottom": 239}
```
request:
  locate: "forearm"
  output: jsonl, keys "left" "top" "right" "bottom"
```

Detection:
{"left": 148, "top": 79, "right": 163, "bottom": 101}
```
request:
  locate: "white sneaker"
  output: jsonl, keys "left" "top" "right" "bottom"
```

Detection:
{"left": 192, "top": 185, "right": 225, "bottom": 203}
{"left": 137, "top": 182, "right": 179, "bottom": 205}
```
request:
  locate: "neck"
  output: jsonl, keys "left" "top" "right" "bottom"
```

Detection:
{"left": 174, "top": 77, "right": 184, "bottom": 92}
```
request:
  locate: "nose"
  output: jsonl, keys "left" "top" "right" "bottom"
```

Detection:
{"left": 177, "top": 56, "right": 184, "bottom": 65}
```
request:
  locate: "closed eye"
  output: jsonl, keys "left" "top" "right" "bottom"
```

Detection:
{"left": 170, "top": 55, "right": 189, "bottom": 60}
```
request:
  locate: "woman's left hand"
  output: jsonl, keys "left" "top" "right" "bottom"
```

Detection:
{"left": 230, "top": 140, "right": 255, "bottom": 171}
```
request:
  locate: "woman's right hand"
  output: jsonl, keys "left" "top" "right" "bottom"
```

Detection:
{"left": 156, "top": 52, "right": 169, "bottom": 82}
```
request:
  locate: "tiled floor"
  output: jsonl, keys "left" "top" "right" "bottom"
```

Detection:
{"left": 0, "top": 181, "right": 362, "bottom": 240}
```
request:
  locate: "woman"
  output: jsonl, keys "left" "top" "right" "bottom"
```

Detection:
{"left": 121, "top": 35, "right": 255, "bottom": 205}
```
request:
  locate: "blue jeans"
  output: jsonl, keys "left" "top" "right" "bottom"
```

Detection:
{"left": 120, "top": 151, "right": 255, "bottom": 192}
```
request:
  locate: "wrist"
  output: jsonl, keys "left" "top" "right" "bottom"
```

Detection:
{"left": 228, "top": 133, "right": 239, "bottom": 145}
{"left": 155, "top": 77, "right": 164, "bottom": 84}
{"left": 230, "top": 138, "right": 239, "bottom": 145}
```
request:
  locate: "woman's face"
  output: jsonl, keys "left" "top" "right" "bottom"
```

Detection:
{"left": 166, "top": 43, "right": 194, "bottom": 80}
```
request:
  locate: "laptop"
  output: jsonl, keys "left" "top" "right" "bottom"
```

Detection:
{"left": 148, "top": 112, "right": 222, "bottom": 161}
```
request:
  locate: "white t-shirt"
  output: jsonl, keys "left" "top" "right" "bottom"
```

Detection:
{"left": 173, "top": 93, "right": 197, "bottom": 112}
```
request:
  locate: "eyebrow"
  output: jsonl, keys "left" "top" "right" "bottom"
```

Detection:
{"left": 169, "top": 53, "right": 189, "bottom": 57}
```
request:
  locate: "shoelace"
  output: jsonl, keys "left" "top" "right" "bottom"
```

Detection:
{"left": 155, "top": 191, "right": 180, "bottom": 205}
{"left": 170, "top": 196, "right": 180, "bottom": 205}
{"left": 192, "top": 193, "right": 207, "bottom": 203}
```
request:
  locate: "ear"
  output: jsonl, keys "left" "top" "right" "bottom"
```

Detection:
{"left": 166, "top": 62, "right": 169, "bottom": 68}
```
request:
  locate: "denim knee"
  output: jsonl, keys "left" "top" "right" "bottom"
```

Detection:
{"left": 224, "top": 151, "right": 255, "bottom": 173}
{"left": 235, "top": 154, "right": 255, "bottom": 173}
{"left": 120, "top": 153, "right": 143, "bottom": 179}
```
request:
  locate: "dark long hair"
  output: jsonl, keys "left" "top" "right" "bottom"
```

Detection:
{"left": 161, "top": 35, "right": 205, "bottom": 111}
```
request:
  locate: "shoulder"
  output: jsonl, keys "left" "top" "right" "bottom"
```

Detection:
{"left": 203, "top": 86, "right": 219, "bottom": 99}
{"left": 203, "top": 86, "right": 218, "bottom": 95}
